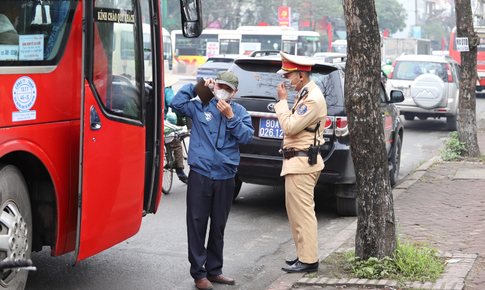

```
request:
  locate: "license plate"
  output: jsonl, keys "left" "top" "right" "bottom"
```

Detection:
{"left": 258, "top": 117, "right": 284, "bottom": 139}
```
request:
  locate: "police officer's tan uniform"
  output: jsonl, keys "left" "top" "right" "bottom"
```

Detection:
{"left": 275, "top": 52, "right": 327, "bottom": 266}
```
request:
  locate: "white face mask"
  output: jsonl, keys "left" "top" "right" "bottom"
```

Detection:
{"left": 214, "top": 88, "right": 234, "bottom": 101}
{"left": 282, "top": 74, "right": 301, "bottom": 91}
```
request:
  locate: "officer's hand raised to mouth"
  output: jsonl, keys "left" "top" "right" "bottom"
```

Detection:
{"left": 277, "top": 83, "right": 288, "bottom": 101}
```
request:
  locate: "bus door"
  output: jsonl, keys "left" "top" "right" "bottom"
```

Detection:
{"left": 76, "top": 0, "right": 161, "bottom": 261}
{"left": 282, "top": 35, "right": 297, "bottom": 55}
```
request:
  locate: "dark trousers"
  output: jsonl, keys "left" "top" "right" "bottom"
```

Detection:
{"left": 186, "top": 170, "right": 235, "bottom": 280}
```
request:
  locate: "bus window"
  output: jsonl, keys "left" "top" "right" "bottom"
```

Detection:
{"left": 0, "top": 1, "right": 77, "bottom": 65}
{"left": 242, "top": 34, "right": 280, "bottom": 51}
{"left": 121, "top": 30, "right": 135, "bottom": 60}
{"left": 220, "top": 39, "right": 239, "bottom": 54}
{"left": 92, "top": 1, "right": 142, "bottom": 121}
{"left": 196, "top": 34, "right": 218, "bottom": 56}
{"left": 478, "top": 32, "right": 485, "bottom": 52}
{"left": 282, "top": 40, "right": 296, "bottom": 55}
{"left": 162, "top": 28, "right": 172, "bottom": 72}
{"left": 298, "top": 36, "right": 320, "bottom": 56}
{"left": 175, "top": 33, "right": 217, "bottom": 56}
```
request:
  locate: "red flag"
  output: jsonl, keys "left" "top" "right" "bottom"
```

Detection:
{"left": 327, "top": 22, "right": 332, "bottom": 52}
{"left": 383, "top": 29, "right": 388, "bottom": 37}
{"left": 442, "top": 35, "right": 446, "bottom": 52}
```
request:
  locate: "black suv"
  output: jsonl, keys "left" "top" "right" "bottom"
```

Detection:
{"left": 228, "top": 52, "right": 405, "bottom": 216}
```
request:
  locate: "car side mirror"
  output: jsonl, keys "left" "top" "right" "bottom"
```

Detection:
{"left": 390, "top": 90, "right": 404, "bottom": 103}
{"left": 179, "top": 0, "right": 203, "bottom": 38}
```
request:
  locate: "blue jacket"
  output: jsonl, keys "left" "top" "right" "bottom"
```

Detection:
{"left": 164, "top": 87, "right": 183, "bottom": 117}
{"left": 170, "top": 83, "right": 254, "bottom": 180}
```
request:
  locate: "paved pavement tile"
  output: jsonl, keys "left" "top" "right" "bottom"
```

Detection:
{"left": 285, "top": 130, "right": 485, "bottom": 290}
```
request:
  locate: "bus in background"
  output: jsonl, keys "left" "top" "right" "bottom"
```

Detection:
{"left": 171, "top": 29, "right": 240, "bottom": 75}
{"left": 331, "top": 39, "right": 347, "bottom": 53}
{"left": 236, "top": 26, "right": 320, "bottom": 56}
{"left": 113, "top": 23, "right": 153, "bottom": 81}
{"left": 162, "top": 27, "right": 173, "bottom": 74}
{"left": 171, "top": 27, "right": 321, "bottom": 75}
{"left": 449, "top": 26, "right": 485, "bottom": 94}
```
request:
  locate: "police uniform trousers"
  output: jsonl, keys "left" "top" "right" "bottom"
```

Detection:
{"left": 285, "top": 171, "right": 319, "bottom": 264}
{"left": 186, "top": 170, "right": 235, "bottom": 280}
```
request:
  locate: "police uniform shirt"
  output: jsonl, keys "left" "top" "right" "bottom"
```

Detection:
{"left": 275, "top": 81, "right": 327, "bottom": 176}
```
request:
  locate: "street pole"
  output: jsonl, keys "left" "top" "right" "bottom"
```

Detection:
{"left": 415, "top": 0, "right": 418, "bottom": 26}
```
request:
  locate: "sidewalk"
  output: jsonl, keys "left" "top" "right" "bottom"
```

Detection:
{"left": 268, "top": 129, "right": 485, "bottom": 290}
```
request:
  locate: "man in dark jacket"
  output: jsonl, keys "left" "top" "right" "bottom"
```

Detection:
{"left": 170, "top": 71, "right": 254, "bottom": 290}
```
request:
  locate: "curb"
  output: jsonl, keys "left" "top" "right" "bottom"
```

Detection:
{"left": 268, "top": 154, "right": 478, "bottom": 290}
{"left": 293, "top": 252, "right": 476, "bottom": 290}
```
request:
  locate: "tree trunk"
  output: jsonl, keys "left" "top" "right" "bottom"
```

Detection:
{"left": 342, "top": 0, "right": 396, "bottom": 260}
{"left": 456, "top": 0, "right": 480, "bottom": 157}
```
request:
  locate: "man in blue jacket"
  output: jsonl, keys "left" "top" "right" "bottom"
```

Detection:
{"left": 170, "top": 71, "right": 254, "bottom": 290}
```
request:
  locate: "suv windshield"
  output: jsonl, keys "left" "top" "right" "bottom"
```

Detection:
{"left": 392, "top": 61, "right": 448, "bottom": 82}
{"left": 230, "top": 59, "right": 343, "bottom": 107}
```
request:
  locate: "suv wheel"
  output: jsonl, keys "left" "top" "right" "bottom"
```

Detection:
{"left": 447, "top": 115, "right": 458, "bottom": 131}
{"left": 335, "top": 184, "right": 357, "bottom": 216}
{"left": 389, "top": 134, "right": 402, "bottom": 186}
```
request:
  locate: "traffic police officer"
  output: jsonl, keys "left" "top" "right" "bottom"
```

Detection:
{"left": 275, "top": 52, "right": 327, "bottom": 273}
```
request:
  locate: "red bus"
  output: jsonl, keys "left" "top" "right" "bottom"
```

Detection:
{"left": 449, "top": 26, "right": 485, "bottom": 93}
{"left": 0, "top": 0, "right": 201, "bottom": 288}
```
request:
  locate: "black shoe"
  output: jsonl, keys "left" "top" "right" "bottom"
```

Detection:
{"left": 176, "top": 168, "right": 188, "bottom": 184}
{"left": 285, "top": 257, "right": 298, "bottom": 266}
{"left": 281, "top": 260, "right": 319, "bottom": 273}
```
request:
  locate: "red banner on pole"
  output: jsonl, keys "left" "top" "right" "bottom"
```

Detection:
{"left": 383, "top": 29, "right": 388, "bottom": 37}
{"left": 278, "top": 7, "right": 290, "bottom": 27}
{"left": 327, "top": 22, "right": 332, "bottom": 52}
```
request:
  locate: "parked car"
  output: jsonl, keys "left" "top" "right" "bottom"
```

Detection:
{"left": 386, "top": 54, "right": 460, "bottom": 131}
{"left": 313, "top": 52, "right": 347, "bottom": 63}
{"left": 228, "top": 52, "right": 405, "bottom": 216}
{"left": 196, "top": 54, "right": 240, "bottom": 82}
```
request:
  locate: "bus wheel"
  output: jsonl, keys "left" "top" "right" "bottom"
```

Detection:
{"left": 0, "top": 165, "right": 32, "bottom": 290}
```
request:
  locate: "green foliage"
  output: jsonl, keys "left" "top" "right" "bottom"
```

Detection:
{"left": 291, "top": 0, "right": 343, "bottom": 30}
{"left": 375, "top": 0, "right": 407, "bottom": 35}
{"left": 440, "top": 132, "right": 467, "bottom": 161}
{"left": 343, "top": 238, "right": 445, "bottom": 282}
{"left": 417, "top": 22, "right": 448, "bottom": 50}
{"left": 346, "top": 256, "right": 395, "bottom": 279}
{"left": 393, "top": 239, "right": 444, "bottom": 281}
{"left": 162, "top": 0, "right": 346, "bottom": 31}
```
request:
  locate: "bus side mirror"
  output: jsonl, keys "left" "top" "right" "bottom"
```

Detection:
{"left": 179, "top": 0, "right": 203, "bottom": 38}
{"left": 175, "top": 48, "right": 180, "bottom": 58}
